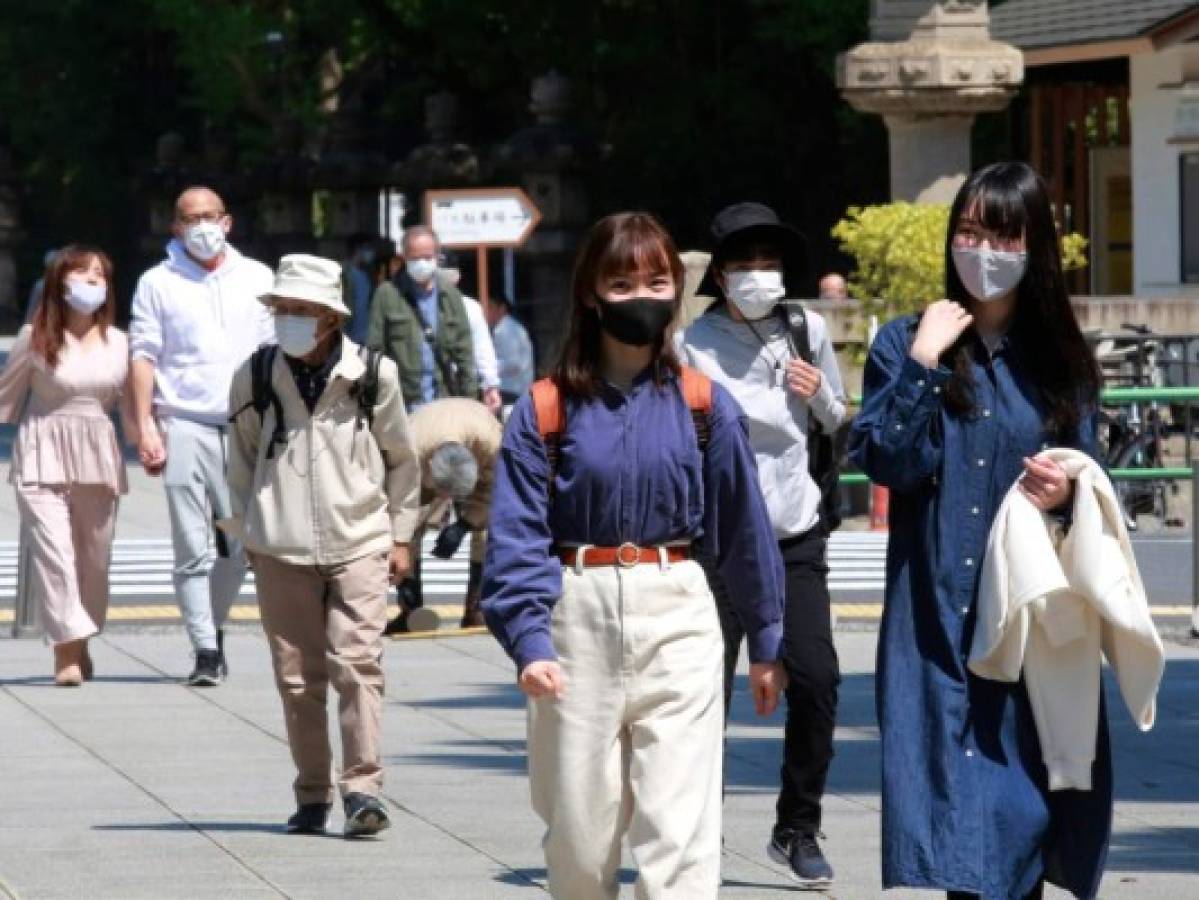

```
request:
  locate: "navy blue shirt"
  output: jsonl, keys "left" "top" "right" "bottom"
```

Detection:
{"left": 481, "top": 368, "right": 785, "bottom": 672}
{"left": 850, "top": 316, "right": 1110, "bottom": 900}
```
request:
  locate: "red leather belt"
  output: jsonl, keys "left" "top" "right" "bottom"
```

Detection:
{"left": 559, "top": 543, "right": 691, "bottom": 569}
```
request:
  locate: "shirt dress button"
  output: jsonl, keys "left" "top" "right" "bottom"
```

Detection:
{"left": 895, "top": 423, "right": 904, "bottom": 431}
{"left": 965, "top": 749, "right": 975, "bottom": 758}
{"left": 960, "top": 605, "right": 969, "bottom": 614}
{"left": 964, "top": 558, "right": 974, "bottom": 567}
{"left": 916, "top": 379, "right": 926, "bottom": 388}
{"left": 977, "top": 458, "right": 986, "bottom": 467}
{"left": 933, "top": 386, "right": 942, "bottom": 395}
{"left": 971, "top": 506, "right": 981, "bottom": 515}
{"left": 983, "top": 409, "right": 992, "bottom": 417}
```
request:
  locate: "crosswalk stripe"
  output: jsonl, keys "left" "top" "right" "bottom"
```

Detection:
{"left": 0, "top": 533, "right": 891, "bottom": 602}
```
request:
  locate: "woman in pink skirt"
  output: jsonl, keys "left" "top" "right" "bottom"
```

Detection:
{"left": 0, "top": 245, "right": 131, "bottom": 685}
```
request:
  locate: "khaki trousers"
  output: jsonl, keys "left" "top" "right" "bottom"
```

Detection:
{"left": 528, "top": 557, "right": 724, "bottom": 900}
{"left": 15, "top": 483, "right": 117, "bottom": 645}
{"left": 253, "top": 550, "right": 389, "bottom": 804}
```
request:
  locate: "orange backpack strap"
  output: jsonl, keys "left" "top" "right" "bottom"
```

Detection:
{"left": 531, "top": 378, "right": 566, "bottom": 496}
{"left": 679, "top": 366, "right": 713, "bottom": 451}
{"left": 531, "top": 377, "right": 564, "bottom": 439}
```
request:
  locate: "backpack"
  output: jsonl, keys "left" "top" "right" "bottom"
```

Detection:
{"left": 239, "top": 344, "right": 383, "bottom": 460}
{"left": 775, "top": 302, "right": 843, "bottom": 532}
{"left": 531, "top": 367, "right": 713, "bottom": 499}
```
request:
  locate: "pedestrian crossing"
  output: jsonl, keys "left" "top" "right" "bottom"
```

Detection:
{"left": 0, "top": 531, "right": 889, "bottom": 604}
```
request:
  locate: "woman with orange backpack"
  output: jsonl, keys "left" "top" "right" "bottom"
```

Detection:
{"left": 481, "top": 211, "right": 787, "bottom": 899}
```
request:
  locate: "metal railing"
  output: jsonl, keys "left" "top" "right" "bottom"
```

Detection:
{"left": 837, "top": 385, "right": 1199, "bottom": 634}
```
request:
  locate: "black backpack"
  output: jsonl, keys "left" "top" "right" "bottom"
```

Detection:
{"left": 239, "top": 344, "right": 383, "bottom": 459}
{"left": 776, "top": 303, "right": 843, "bottom": 532}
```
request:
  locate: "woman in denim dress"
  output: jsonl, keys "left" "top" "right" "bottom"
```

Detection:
{"left": 850, "top": 162, "right": 1110, "bottom": 900}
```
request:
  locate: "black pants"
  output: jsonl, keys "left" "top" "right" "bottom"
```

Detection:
{"left": 948, "top": 884, "right": 1043, "bottom": 900}
{"left": 709, "top": 526, "right": 840, "bottom": 833}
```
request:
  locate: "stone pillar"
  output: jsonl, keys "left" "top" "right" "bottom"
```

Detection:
{"left": 838, "top": 0, "right": 1022, "bottom": 203}
{"left": 493, "top": 72, "right": 597, "bottom": 371}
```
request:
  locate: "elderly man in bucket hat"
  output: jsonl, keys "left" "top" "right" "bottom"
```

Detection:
{"left": 224, "top": 254, "right": 421, "bottom": 838}
{"left": 679, "top": 202, "right": 848, "bottom": 887}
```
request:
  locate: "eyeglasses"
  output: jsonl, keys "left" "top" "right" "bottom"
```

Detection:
{"left": 176, "top": 210, "right": 227, "bottom": 227}
{"left": 953, "top": 222, "right": 1024, "bottom": 253}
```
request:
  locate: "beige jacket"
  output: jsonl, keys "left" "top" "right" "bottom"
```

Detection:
{"left": 409, "top": 397, "right": 502, "bottom": 532}
{"left": 969, "top": 447, "right": 1164, "bottom": 791}
{"left": 224, "top": 336, "right": 421, "bottom": 566}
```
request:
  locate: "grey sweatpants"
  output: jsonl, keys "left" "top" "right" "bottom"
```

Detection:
{"left": 161, "top": 417, "right": 247, "bottom": 651}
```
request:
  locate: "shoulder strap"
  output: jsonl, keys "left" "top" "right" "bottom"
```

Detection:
{"left": 531, "top": 377, "right": 564, "bottom": 439}
{"left": 355, "top": 346, "right": 383, "bottom": 431}
{"left": 531, "top": 378, "right": 566, "bottom": 500}
{"left": 679, "top": 366, "right": 713, "bottom": 452}
{"left": 250, "top": 345, "right": 286, "bottom": 459}
{"left": 777, "top": 302, "right": 814, "bottom": 365}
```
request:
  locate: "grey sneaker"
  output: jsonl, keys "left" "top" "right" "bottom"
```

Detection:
{"left": 187, "top": 649, "right": 223, "bottom": 687}
{"left": 768, "top": 828, "right": 834, "bottom": 886}
{"left": 343, "top": 792, "right": 390, "bottom": 838}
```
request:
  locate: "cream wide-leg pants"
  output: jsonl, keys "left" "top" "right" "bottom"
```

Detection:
{"left": 528, "top": 556, "right": 724, "bottom": 900}
{"left": 16, "top": 482, "right": 117, "bottom": 645}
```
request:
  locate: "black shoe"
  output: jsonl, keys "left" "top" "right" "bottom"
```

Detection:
{"left": 187, "top": 649, "right": 223, "bottom": 687}
{"left": 383, "top": 608, "right": 410, "bottom": 636}
{"left": 216, "top": 628, "right": 228, "bottom": 679}
{"left": 343, "top": 792, "right": 390, "bottom": 838}
{"left": 286, "top": 802, "right": 332, "bottom": 834}
{"left": 768, "top": 828, "right": 834, "bottom": 886}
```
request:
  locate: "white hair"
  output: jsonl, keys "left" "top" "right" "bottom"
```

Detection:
{"left": 428, "top": 442, "right": 478, "bottom": 499}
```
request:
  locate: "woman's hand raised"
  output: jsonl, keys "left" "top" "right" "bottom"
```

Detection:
{"left": 910, "top": 300, "right": 973, "bottom": 369}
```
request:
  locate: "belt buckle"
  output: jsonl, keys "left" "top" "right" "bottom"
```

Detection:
{"left": 616, "top": 542, "right": 640, "bottom": 568}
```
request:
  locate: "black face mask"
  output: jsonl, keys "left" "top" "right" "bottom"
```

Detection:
{"left": 594, "top": 296, "right": 674, "bottom": 347}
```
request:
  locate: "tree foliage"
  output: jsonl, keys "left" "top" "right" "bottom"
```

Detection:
{"left": 0, "top": 0, "right": 883, "bottom": 300}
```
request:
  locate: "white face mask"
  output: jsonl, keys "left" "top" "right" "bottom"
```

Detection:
{"left": 724, "top": 269, "right": 785, "bottom": 320}
{"left": 275, "top": 314, "right": 321, "bottom": 357}
{"left": 407, "top": 258, "right": 438, "bottom": 284}
{"left": 64, "top": 278, "right": 107, "bottom": 315}
{"left": 183, "top": 221, "right": 227, "bottom": 262}
{"left": 952, "top": 246, "right": 1028, "bottom": 303}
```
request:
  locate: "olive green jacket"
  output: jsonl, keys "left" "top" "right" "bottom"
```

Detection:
{"left": 367, "top": 274, "right": 478, "bottom": 408}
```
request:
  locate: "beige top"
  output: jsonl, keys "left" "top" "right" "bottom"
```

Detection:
{"left": 408, "top": 397, "right": 502, "bottom": 531}
{"left": 0, "top": 325, "right": 130, "bottom": 494}
{"left": 225, "top": 335, "right": 421, "bottom": 566}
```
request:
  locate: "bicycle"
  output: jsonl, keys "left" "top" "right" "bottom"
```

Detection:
{"left": 1093, "top": 323, "right": 1176, "bottom": 531}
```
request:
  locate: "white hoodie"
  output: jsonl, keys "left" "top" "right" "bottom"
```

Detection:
{"left": 969, "top": 447, "right": 1165, "bottom": 791}
{"left": 129, "top": 240, "right": 275, "bottom": 425}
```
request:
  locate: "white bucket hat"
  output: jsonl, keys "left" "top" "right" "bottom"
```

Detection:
{"left": 260, "top": 254, "right": 350, "bottom": 316}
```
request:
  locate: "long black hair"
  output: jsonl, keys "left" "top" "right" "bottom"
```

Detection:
{"left": 941, "top": 161, "right": 1100, "bottom": 436}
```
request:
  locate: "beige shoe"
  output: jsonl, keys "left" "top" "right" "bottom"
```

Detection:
{"left": 53, "top": 641, "right": 84, "bottom": 687}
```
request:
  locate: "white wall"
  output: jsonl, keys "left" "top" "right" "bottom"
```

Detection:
{"left": 1131, "top": 47, "right": 1199, "bottom": 296}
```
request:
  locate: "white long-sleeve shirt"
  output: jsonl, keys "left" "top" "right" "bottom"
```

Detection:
{"left": 969, "top": 447, "right": 1165, "bottom": 791}
{"left": 129, "top": 240, "right": 275, "bottom": 425}
{"left": 679, "top": 302, "right": 847, "bottom": 538}
{"left": 460, "top": 294, "right": 500, "bottom": 390}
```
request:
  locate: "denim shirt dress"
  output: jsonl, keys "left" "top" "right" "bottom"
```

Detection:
{"left": 849, "top": 316, "right": 1112, "bottom": 900}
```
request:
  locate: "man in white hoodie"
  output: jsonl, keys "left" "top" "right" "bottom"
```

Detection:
{"left": 129, "top": 186, "right": 274, "bottom": 687}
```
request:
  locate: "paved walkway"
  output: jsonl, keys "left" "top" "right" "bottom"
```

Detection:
{"left": 1, "top": 628, "right": 1196, "bottom": 899}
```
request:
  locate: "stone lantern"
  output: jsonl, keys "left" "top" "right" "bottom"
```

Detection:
{"left": 493, "top": 71, "right": 599, "bottom": 370}
{"left": 838, "top": 0, "right": 1023, "bottom": 203}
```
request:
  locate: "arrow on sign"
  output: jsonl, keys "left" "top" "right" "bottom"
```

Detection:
{"left": 424, "top": 188, "right": 542, "bottom": 249}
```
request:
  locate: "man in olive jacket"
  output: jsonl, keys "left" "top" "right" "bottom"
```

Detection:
{"left": 367, "top": 225, "right": 477, "bottom": 411}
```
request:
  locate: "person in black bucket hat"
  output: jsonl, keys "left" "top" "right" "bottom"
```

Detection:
{"left": 696, "top": 201, "right": 809, "bottom": 299}
{"left": 680, "top": 201, "right": 847, "bottom": 888}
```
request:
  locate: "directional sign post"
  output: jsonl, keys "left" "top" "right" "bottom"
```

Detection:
{"left": 424, "top": 188, "right": 541, "bottom": 310}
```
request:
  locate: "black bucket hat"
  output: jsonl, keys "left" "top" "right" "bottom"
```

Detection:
{"left": 697, "top": 202, "right": 809, "bottom": 298}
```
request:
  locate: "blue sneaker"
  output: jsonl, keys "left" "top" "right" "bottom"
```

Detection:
{"left": 768, "top": 828, "right": 834, "bottom": 887}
